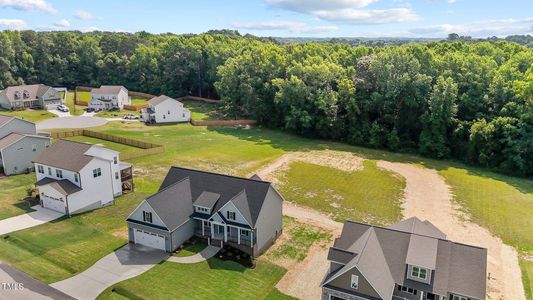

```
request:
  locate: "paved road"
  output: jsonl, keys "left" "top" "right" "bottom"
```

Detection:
{"left": 0, "top": 263, "right": 74, "bottom": 300}
{"left": 37, "top": 116, "right": 108, "bottom": 130}
{"left": 51, "top": 244, "right": 168, "bottom": 300}
{"left": 167, "top": 245, "right": 219, "bottom": 264}
{"left": 48, "top": 109, "right": 71, "bottom": 118}
{"left": 0, "top": 206, "right": 63, "bottom": 236}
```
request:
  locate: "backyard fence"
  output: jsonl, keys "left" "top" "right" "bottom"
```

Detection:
{"left": 190, "top": 119, "right": 257, "bottom": 127}
{"left": 177, "top": 96, "right": 220, "bottom": 104}
{"left": 50, "top": 129, "right": 164, "bottom": 160}
{"left": 123, "top": 104, "right": 147, "bottom": 111}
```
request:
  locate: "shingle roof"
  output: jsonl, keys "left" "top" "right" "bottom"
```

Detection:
{"left": 1, "top": 84, "right": 51, "bottom": 102}
{"left": 325, "top": 219, "right": 487, "bottom": 300}
{"left": 0, "top": 133, "right": 24, "bottom": 149}
{"left": 33, "top": 139, "right": 94, "bottom": 172}
{"left": 388, "top": 216, "right": 447, "bottom": 239}
{"left": 157, "top": 166, "right": 274, "bottom": 227}
{"left": 91, "top": 85, "right": 127, "bottom": 95}
{"left": 145, "top": 177, "right": 193, "bottom": 231}
{"left": 148, "top": 95, "right": 174, "bottom": 106}
{"left": 36, "top": 177, "right": 82, "bottom": 195}
{"left": 194, "top": 191, "right": 221, "bottom": 209}
{"left": 0, "top": 115, "right": 14, "bottom": 127}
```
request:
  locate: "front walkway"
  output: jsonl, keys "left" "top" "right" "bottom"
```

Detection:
{"left": 50, "top": 243, "right": 168, "bottom": 300}
{"left": 0, "top": 205, "right": 64, "bottom": 235}
{"left": 167, "top": 245, "right": 220, "bottom": 264}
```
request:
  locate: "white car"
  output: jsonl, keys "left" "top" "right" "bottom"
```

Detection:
{"left": 57, "top": 104, "right": 69, "bottom": 112}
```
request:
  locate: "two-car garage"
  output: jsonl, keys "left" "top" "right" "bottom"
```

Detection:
{"left": 133, "top": 229, "right": 166, "bottom": 251}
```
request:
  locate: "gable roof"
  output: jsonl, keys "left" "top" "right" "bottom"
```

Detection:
{"left": 91, "top": 85, "right": 127, "bottom": 95}
{"left": 1, "top": 84, "right": 52, "bottom": 102}
{"left": 33, "top": 139, "right": 94, "bottom": 172}
{"left": 325, "top": 219, "right": 487, "bottom": 300}
{"left": 157, "top": 166, "right": 275, "bottom": 227}
{"left": 148, "top": 95, "right": 176, "bottom": 106}
{"left": 144, "top": 177, "right": 193, "bottom": 231}
{"left": 388, "top": 216, "right": 447, "bottom": 239}
{"left": 36, "top": 178, "right": 82, "bottom": 195}
{"left": 0, "top": 115, "right": 14, "bottom": 127}
{"left": 194, "top": 191, "right": 221, "bottom": 209}
{"left": 0, "top": 133, "right": 24, "bottom": 150}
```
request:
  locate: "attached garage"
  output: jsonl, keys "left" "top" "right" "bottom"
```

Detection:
{"left": 36, "top": 177, "right": 82, "bottom": 216}
{"left": 133, "top": 229, "right": 166, "bottom": 250}
{"left": 42, "top": 196, "right": 66, "bottom": 214}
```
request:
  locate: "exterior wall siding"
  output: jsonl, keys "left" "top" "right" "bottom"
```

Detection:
{"left": 128, "top": 201, "right": 167, "bottom": 228}
{"left": 170, "top": 220, "right": 195, "bottom": 251}
{"left": 0, "top": 94, "right": 11, "bottom": 109}
{"left": 152, "top": 100, "right": 190, "bottom": 123}
{"left": 322, "top": 287, "right": 379, "bottom": 300}
{"left": 253, "top": 186, "right": 283, "bottom": 256}
{"left": 328, "top": 265, "right": 382, "bottom": 299}
{"left": 2, "top": 136, "right": 50, "bottom": 175}
{"left": 0, "top": 119, "right": 36, "bottom": 139}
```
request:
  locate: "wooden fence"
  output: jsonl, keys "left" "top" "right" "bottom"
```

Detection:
{"left": 177, "top": 96, "right": 220, "bottom": 104}
{"left": 190, "top": 119, "right": 257, "bottom": 127}
{"left": 50, "top": 129, "right": 164, "bottom": 160}
{"left": 123, "top": 104, "right": 147, "bottom": 111}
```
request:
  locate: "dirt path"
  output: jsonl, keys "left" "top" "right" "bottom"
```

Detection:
{"left": 377, "top": 161, "right": 525, "bottom": 300}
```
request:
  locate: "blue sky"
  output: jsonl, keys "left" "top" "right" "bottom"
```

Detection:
{"left": 0, "top": 0, "right": 532, "bottom": 38}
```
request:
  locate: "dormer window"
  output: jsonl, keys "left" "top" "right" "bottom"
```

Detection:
{"left": 14, "top": 91, "right": 21, "bottom": 99}
{"left": 23, "top": 90, "right": 30, "bottom": 99}
{"left": 411, "top": 266, "right": 428, "bottom": 280}
{"left": 196, "top": 206, "right": 209, "bottom": 214}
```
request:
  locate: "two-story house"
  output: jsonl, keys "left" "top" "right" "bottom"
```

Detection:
{"left": 89, "top": 85, "right": 130, "bottom": 110}
{"left": 33, "top": 139, "right": 134, "bottom": 215}
{"left": 126, "top": 167, "right": 283, "bottom": 257}
{"left": 0, "top": 115, "right": 51, "bottom": 175}
{"left": 322, "top": 217, "right": 487, "bottom": 300}
{"left": 140, "top": 95, "right": 191, "bottom": 123}
{"left": 0, "top": 84, "right": 62, "bottom": 110}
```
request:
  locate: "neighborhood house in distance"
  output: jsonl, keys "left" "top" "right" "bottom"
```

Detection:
{"left": 0, "top": 84, "right": 63, "bottom": 110}
{"left": 33, "top": 139, "right": 134, "bottom": 215}
{"left": 140, "top": 95, "right": 191, "bottom": 123}
{"left": 0, "top": 115, "right": 51, "bottom": 175}
{"left": 89, "top": 85, "right": 131, "bottom": 110}
{"left": 127, "top": 167, "right": 283, "bottom": 257}
{"left": 322, "top": 217, "right": 487, "bottom": 300}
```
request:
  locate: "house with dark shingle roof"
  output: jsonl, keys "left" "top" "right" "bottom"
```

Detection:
{"left": 0, "top": 84, "right": 62, "bottom": 110}
{"left": 89, "top": 85, "right": 130, "bottom": 110}
{"left": 322, "top": 217, "right": 487, "bottom": 300}
{"left": 0, "top": 115, "right": 51, "bottom": 175}
{"left": 33, "top": 139, "right": 134, "bottom": 215}
{"left": 126, "top": 167, "right": 283, "bottom": 256}
{"left": 140, "top": 95, "right": 190, "bottom": 123}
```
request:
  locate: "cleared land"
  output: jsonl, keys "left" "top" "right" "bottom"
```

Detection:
{"left": 64, "top": 135, "right": 143, "bottom": 154}
{"left": 0, "top": 108, "right": 56, "bottom": 122}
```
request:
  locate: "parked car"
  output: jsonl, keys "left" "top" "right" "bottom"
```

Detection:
{"left": 86, "top": 107, "right": 95, "bottom": 113}
{"left": 57, "top": 104, "right": 69, "bottom": 112}
{"left": 123, "top": 114, "right": 139, "bottom": 120}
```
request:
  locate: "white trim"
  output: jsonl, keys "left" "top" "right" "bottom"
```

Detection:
{"left": 215, "top": 196, "right": 252, "bottom": 227}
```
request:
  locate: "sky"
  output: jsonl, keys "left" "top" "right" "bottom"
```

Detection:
{"left": 0, "top": 0, "right": 532, "bottom": 38}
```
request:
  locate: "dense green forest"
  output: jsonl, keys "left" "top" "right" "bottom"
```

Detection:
{"left": 0, "top": 30, "right": 531, "bottom": 176}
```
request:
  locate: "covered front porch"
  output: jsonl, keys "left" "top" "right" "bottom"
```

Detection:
{"left": 193, "top": 218, "right": 255, "bottom": 255}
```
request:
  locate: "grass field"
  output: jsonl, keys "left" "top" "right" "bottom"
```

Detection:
{"left": 97, "top": 258, "right": 289, "bottom": 300}
{"left": 183, "top": 100, "right": 223, "bottom": 121}
{"left": 64, "top": 135, "right": 143, "bottom": 154}
{"left": 279, "top": 160, "right": 404, "bottom": 225}
{"left": 0, "top": 174, "right": 36, "bottom": 220}
{"left": 174, "top": 242, "right": 208, "bottom": 257}
{"left": 0, "top": 108, "right": 56, "bottom": 122}
{"left": 65, "top": 91, "right": 86, "bottom": 116}
{"left": 76, "top": 90, "right": 91, "bottom": 102}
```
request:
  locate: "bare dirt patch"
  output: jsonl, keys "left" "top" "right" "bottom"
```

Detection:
{"left": 377, "top": 161, "right": 526, "bottom": 300}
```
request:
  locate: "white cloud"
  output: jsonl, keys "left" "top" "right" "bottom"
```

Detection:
{"left": 409, "top": 17, "right": 533, "bottom": 37}
{"left": 0, "top": 0, "right": 57, "bottom": 14}
{"left": 0, "top": 18, "right": 27, "bottom": 30}
{"left": 230, "top": 20, "right": 337, "bottom": 34}
{"left": 53, "top": 19, "right": 70, "bottom": 28}
{"left": 73, "top": 10, "right": 97, "bottom": 20}
{"left": 82, "top": 26, "right": 101, "bottom": 33}
{"left": 265, "top": 0, "right": 419, "bottom": 25}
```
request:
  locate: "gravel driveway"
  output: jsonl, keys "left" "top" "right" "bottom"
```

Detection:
{"left": 37, "top": 116, "right": 108, "bottom": 130}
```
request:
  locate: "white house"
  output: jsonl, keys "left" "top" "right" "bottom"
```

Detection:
{"left": 89, "top": 85, "right": 130, "bottom": 110}
{"left": 140, "top": 95, "right": 190, "bottom": 123}
{"left": 0, "top": 84, "right": 63, "bottom": 110}
{"left": 33, "top": 139, "right": 133, "bottom": 215}
{"left": 0, "top": 115, "right": 51, "bottom": 175}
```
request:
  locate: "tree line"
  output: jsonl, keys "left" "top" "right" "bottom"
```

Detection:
{"left": 0, "top": 30, "right": 531, "bottom": 176}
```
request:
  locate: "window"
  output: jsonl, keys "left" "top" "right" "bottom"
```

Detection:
{"left": 168, "top": 110, "right": 170, "bottom": 115}
{"left": 56, "top": 169, "right": 63, "bottom": 178}
{"left": 452, "top": 296, "right": 469, "bottom": 300}
{"left": 48, "top": 167, "right": 52, "bottom": 175}
{"left": 37, "top": 165, "right": 44, "bottom": 174}
{"left": 93, "top": 168, "right": 102, "bottom": 178}
{"left": 74, "top": 173, "right": 79, "bottom": 183}
{"left": 350, "top": 275, "right": 359, "bottom": 289}
{"left": 397, "top": 285, "right": 418, "bottom": 295}
{"left": 197, "top": 207, "right": 209, "bottom": 213}
{"left": 143, "top": 211, "right": 152, "bottom": 223}
{"left": 32, "top": 144, "right": 37, "bottom": 152}
{"left": 411, "top": 266, "right": 428, "bottom": 280}
{"left": 227, "top": 211, "right": 236, "bottom": 220}
{"left": 163, "top": 115, "right": 166, "bottom": 119}
{"left": 115, "top": 172, "right": 119, "bottom": 180}
{"left": 113, "top": 156, "right": 118, "bottom": 164}
{"left": 182, "top": 113, "right": 185, "bottom": 118}
{"left": 240, "top": 229, "right": 249, "bottom": 236}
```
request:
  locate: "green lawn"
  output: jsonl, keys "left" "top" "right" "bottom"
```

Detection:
{"left": 97, "top": 258, "right": 289, "bottom": 300}
{"left": 0, "top": 108, "right": 56, "bottom": 122}
{"left": 174, "top": 241, "right": 208, "bottom": 257}
{"left": 64, "top": 135, "right": 143, "bottom": 154}
{"left": 131, "top": 97, "right": 148, "bottom": 107}
{"left": 0, "top": 174, "right": 36, "bottom": 220}
{"left": 271, "top": 217, "right": 331, "bottom": 261}
{"left": 76, "top": 90, "right": 91, "bottom": 102}
{"left": 183, "top": 100, "right": 224, "bottom": 121}
{"left": 0, "top": 192, "right": 146, "bottom": 283}
{"left": 65, "top": 91, "right": 86, "bottom": 116}
{"left": 278, "top": 160, "right": 405, "bottom": 225}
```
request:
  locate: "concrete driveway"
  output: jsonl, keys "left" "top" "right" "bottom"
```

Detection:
{"left": 37, "top": 116, "right": 108, "bottom": 130}
{"left": 0, "top": 263, "right": 74, "bottom": 300}
{"left": 48, "top": 109, "right": 71, "bottom": 118}
{"left": 51, "top": 244, "right": 169, "bottom": 300}
{"left": 0, "top": 206, "right": 64, "bottom": 235}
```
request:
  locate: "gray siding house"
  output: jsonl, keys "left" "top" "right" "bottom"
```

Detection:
{"left": 0, "top": 115, "right": 51, "bottom": 175}
{"left": 0, "top": 84, "right": 62, "bottom": 110}
{"left": 126, "top": 167, "right": 283, "bottom": 257}
{"left": 322, "top": 217, "right": 487, "bottom": 300}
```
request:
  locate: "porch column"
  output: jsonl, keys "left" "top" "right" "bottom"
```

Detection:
{"left": 419, "top": 291, "right": 423, "bottom": 300}
{"left": 224, "top": 225, "right": 228, "bottom": 242}
{"left": 210, "top": 223, "right": 214, "bottom": 238}
{"left": 201, "top": 220, "right": 205, "bottom": 236}
{"left": 238, "top": 228, "right": 241, "bottom": 245}
{"left": 250, "top": 230, "right": 253, "bottom": 246}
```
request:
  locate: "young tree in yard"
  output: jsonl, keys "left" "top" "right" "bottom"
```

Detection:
{"left": 419, "top": 76, "right": 458, "bottom": 158}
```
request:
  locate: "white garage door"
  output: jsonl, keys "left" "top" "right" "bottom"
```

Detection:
{"left": 42, "top": 197, "right": 66, "bottom": 214}
{"left": 134, "top": 229, "right": 166, "bottom": 251}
